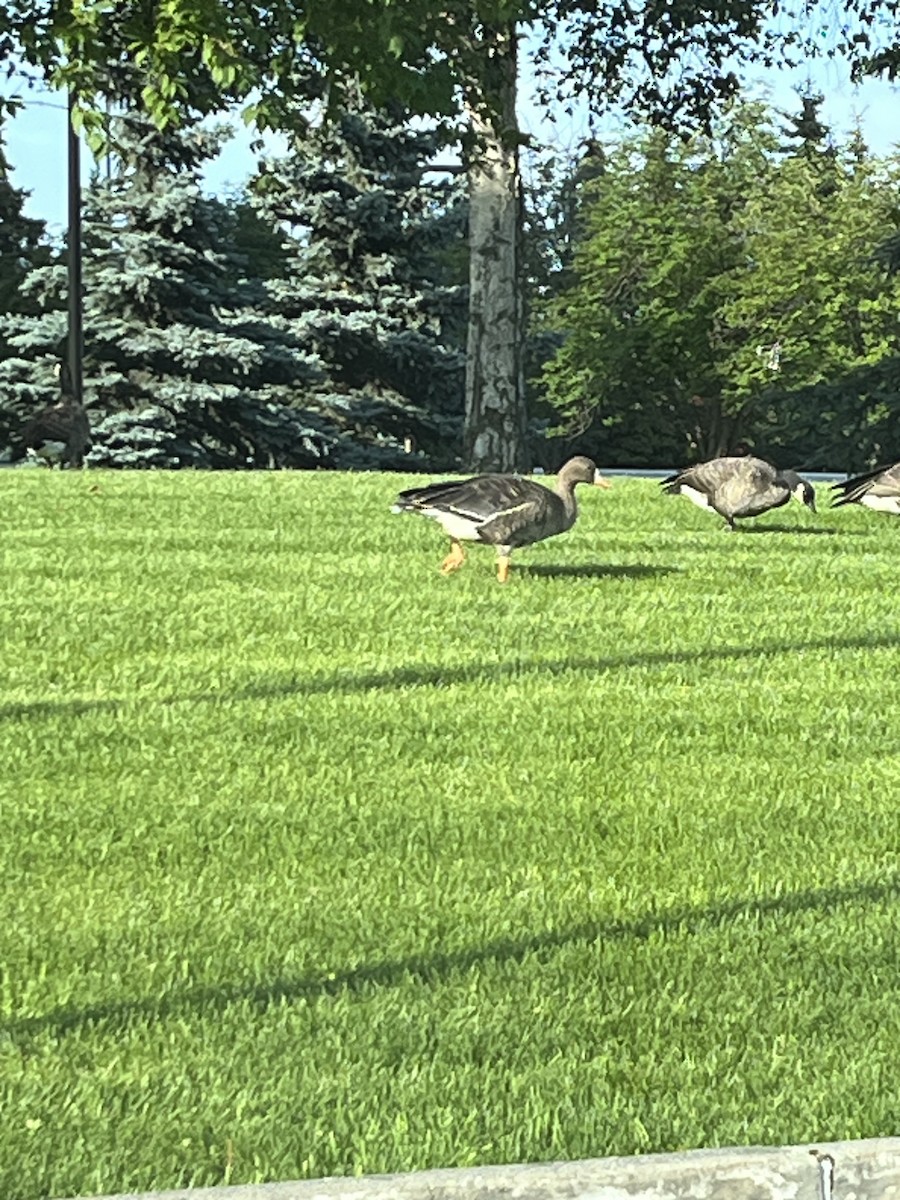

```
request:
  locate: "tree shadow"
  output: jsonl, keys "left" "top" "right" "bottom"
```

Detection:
{"left": 6, "top": 872, "right": 899, "bottom": 1043}
{"left": 3, "top": 631, "right": 900, "bottom": 723}
{"left": 521, "top": 563, "right": 678, "bottom": 580}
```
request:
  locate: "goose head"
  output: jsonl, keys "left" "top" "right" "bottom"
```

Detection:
{"left": 782, "top": 470, "right": 817, "bottom": 513}
{"left": 558, "top": 456, "right": 611, "bottom": 490}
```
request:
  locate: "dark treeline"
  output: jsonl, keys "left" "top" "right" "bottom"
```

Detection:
{"left": 2, "top": 93, "right": 899, "bottom": 472}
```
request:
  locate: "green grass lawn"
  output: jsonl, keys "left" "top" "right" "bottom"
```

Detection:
{"left": 2, "top": 467, "right": 900, "bottom": 1200}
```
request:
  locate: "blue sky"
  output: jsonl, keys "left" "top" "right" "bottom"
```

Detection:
{"left": 3, "top": 54, "right": 898, "bottom": 235}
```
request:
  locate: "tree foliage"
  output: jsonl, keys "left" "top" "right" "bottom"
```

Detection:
{"left": 0, "top": 132, "right": 48, "bottom": 316}
{"left": 0, "top": 117, "right": 336, "bottom": 467}
{"left": 0, "top": 97, "right": 466, "bottom": 469}
{"left": 0, "top": 121, "right": 53, "bottom": 449}
{"left": 540, "top": 105, "right": 775, "bottom": 464}
{"left": 539, "top": 98, "right": 900, "bottom": 470}
{"left": 5, "top": 0, "right": 900, "bottom": 134}
{"left": 720, "top": 123, "right": 900, "bottom": 468}
{"left": 247, "top": 88, "right": 466, "bottom": 468}
{"left": 5, "top": 1, "right": 900, "bottom": 475}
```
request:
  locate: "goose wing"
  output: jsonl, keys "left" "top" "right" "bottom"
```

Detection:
{"left": 394, "top": 474, "right": 524, "bottom": 518}
{"left": 663, "top": 457, "right": 773, "bottom": 498}
{"left": 476, "top": 480, "right": 565, "bottom": 546}
{"left": 832, "top": 462, "right": 900, "bottom": 506}
{"left": 661, "top": 457, "right": 755, "bottom": 498}
{"left": 393, "top": 474, "right": 560, "bottom": 545}
{"left": 661, "top": 463, "right": 712, "bottom": 497}
{"left": 662, "top": 457, "right": 783, "bottom": 519}
{"left": 725, "top": 457, "right": 789, "bottom": 516}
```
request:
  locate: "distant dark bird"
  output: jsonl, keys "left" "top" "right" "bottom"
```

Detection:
{"left": 11, "top": 397, "right": 91, "bottom": 469}
{"left": 830, "top": 462, "right": 900, "bottom": 515}
{"left": 391, "top": 455, "right": 610, "bottom": 582}
{"left": 661, "top": 456, "right": 817, "bottom": 530}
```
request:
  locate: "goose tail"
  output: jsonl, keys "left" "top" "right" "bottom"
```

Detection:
{"left": 660, "top": 469, "right": 689, "bottom": 495}
{"left": 830, "top": 471, "right": 878, "bottom": 507}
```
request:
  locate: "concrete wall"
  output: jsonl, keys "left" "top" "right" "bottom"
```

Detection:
{"left": 75, "top": 1138, "right": 900, "bottom": 1200}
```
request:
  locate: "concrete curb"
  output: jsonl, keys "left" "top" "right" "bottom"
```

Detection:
{"left": 72, "top": 1138, "right": 900, "bottom": 1200}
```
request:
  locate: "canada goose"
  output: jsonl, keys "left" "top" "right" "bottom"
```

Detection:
{"left": 12, "top": 398, "right": 91, "bottom": 469}
{"left": 391, "top": 455, "right": 610, "bottom": 582}
{"left": 661, "top": 456, "right": 817, "bottom": 530}
{"left": 831, "top": 462, "right": 900, "bottom": 515}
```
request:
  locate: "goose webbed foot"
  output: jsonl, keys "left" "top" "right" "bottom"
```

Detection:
{"left": 440, "top": 540, "right": 466, "bottom": 574}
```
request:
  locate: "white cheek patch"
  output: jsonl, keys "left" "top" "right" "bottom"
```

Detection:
{"left": 680, "top": 485, "right": 712, "bottom": 511}
{"left": 861, "top": 494, "right": 900, "bottom": 514}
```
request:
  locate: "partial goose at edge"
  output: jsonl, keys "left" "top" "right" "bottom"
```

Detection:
{"left": 831, "top": 462, "right": 900, "bottom": 515}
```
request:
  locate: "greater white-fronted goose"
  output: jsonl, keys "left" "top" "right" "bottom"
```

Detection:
{"left": 391, "top": 455, "right": 610, "bottom": 582}
{"left": 831, "top": 462, "right": 900, "bottom": 515}
{"left": 661, "top": 456, "right": 816, "bottom": 530}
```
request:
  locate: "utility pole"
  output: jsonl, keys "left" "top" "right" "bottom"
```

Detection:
{"left": 66, "top": 89, "right": 84, "bottom": 405}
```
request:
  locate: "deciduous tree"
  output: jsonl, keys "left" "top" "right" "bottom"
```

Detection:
{"left": 541, "top": 106, "right": 776, "bottom": 464}
{"left": 539, "top": 100, "right": 900, "bottom": 469}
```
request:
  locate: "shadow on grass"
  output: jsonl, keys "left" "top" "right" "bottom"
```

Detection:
{"left": 4, "top": 631, "right": 900, "bottom": 723}
{"left": 738, "top": 524, "right": 844, "bottom": 536}
{"left": 7, "top": 872, "right": 900, "bottom": 1042}
{"left": 521, "top": 563, "right": 678, "bottom": 580}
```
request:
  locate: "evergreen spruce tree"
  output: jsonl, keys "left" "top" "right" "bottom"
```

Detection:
{"left": 521, "top": 139, "right": 607, "bottom": 466}
{"left": 1, "top": 112, "right": 347, "bottom": 468}
{"left": 248, "top": 89, "right": 467, "bottom": 470}
{"left": 779, "top": 93, "right": 833, "bottom": 161}
{"left": 0, "top": 124, "right": 54, "bottom": 451}
{"left": 776, "top": 91, "right": 841, "bottom": 204}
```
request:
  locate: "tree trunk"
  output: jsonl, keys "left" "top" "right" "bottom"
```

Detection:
{"left": 462, "top": 23, "right": 527, "bottom": 473}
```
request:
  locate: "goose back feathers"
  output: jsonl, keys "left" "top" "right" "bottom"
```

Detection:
{"left": 831, "top": 462, "right": 900, "bottom": 514}
{"left": 662, "top": 456, "right": 816, "bottom": 529}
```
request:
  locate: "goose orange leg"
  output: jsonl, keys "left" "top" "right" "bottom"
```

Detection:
{"left": 497, "top": 554, "right": 511, "bottom": 583}
{"left": 440, "top": 539, "right": 466, "bottom": 574}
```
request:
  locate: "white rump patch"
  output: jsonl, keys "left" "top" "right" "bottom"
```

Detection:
{"left": 861, "top": 494, "right": 900, "bottom": 514}
{"left": 680, "top": 485, "right": 712, "bottom": 511}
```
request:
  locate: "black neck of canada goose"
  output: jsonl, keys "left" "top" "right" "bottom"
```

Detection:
{"left": 777, "top": 468, "right": 816, "bottom": 511}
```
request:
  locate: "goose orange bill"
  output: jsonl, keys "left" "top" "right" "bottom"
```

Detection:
{"left": 593, "top": 472, "right": 612, "bottom": 488}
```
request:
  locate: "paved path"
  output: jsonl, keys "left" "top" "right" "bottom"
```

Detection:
{"left": 75, "top": 1138, "right": 900, "bottom": 1200}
